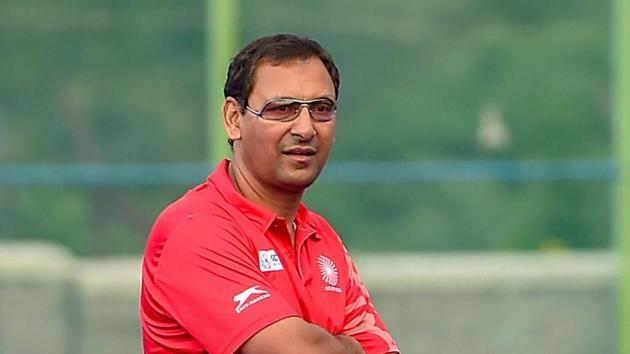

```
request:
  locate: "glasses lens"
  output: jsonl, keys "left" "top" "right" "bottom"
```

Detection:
{"left": 309, "top": 100, "right": 336, "bottom": 121}
{"left": 261, "top": 101, "right": 300, "bottom": 121}
{"left": 259, "top": 99, "right": 336, "bottom": 121}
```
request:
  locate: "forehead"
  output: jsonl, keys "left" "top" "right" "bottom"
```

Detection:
{"left": 249, "top": 58, "right": 335, "bottom": 102}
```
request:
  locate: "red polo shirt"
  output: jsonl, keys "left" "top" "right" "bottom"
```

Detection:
{"left": 140, "top": 160, "right": 399, "bottom": 354}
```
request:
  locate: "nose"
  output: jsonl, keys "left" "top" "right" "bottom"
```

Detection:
{"left": 290, "top": 104, "right": 316, "bottom": 141}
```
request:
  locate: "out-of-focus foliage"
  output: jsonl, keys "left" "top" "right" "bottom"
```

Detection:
{"left": 0, "top": 0, "right": 611, "bottom": 255}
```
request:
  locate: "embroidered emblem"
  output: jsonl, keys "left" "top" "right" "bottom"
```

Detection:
{"left": 258, "top": 250, "right": 284, "bottom": 272}
{"left": 317, "top": 255, "right": 339, "bottom": 286}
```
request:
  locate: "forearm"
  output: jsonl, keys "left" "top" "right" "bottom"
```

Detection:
{"left": 332, "top": 333, "right": 365, "bottom": 354}
{"left": 238, "top": 317, "right": 365, "bottom": 354}
{"left": 284, "top": 321, "right": 364, "bottom": 354}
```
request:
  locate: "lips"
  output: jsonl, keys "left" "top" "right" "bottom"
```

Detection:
{"left": 283, "top": 146, "right": 317, "bottom": 156}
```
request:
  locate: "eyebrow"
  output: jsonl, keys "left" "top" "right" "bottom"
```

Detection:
{"left": 268, "top": 95, "right": 336, "bottom": 102}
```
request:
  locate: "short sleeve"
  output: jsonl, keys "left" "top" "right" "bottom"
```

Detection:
{"left": 152, "top": 214, "right": 299, "bottom": 354}
{"left": 342, "top": 248, "right": 400, "bottom": 354}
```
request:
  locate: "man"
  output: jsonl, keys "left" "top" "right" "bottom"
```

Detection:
{"left": 140, "top": 34, "right": 399, "bottom": 354}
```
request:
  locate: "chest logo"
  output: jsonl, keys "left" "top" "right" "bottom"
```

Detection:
{"left": 258, "top": 250, "right": 284, "bottom": 272}
{"left": 317, "top": 255, "right": 340, "bottom": 287}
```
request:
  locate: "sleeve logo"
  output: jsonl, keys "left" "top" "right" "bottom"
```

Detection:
{"left": 258, "top": 249, "right": 284, "bottom": 272}
{"left": 233, "top": 286, "right": 271, "bottom": 314}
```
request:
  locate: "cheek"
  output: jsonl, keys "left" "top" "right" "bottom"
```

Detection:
{"left": 243, "top": 124, "right": 285, "bottom": 156}
{"left": 317, "top": 124, "right": 336, "bottom": 150}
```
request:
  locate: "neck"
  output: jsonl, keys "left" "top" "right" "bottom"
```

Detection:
{"left": 228, "top": 160, "right": 303, "bottom": 226}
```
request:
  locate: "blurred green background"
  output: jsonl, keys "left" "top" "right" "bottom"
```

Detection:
{"left": 0, "top": 0, "right": 613, "bottom": 256}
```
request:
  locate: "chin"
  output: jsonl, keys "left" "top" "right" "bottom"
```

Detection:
{"left": 278, "top": 172, "right": 320, "bottom": 192}
{"left": 286, "top": 178, "right": 317, "bottom": 192}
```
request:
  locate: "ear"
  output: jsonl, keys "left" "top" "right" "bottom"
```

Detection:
{"left": 222, "top": 97, "right": 243, "bottom": 142}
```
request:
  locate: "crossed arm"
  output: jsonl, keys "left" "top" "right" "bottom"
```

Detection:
{"left": 238, "top": 317, "right": 365, "bottom": 354}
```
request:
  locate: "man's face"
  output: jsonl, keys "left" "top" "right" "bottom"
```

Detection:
{"left": 233, "top": 57, "right": 336, "bottom": 193}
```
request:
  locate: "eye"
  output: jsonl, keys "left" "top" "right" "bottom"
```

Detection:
{"left": 312, "top": 101, "right": 334, "bottom": 112}
{"left": 265, "top": 103, "right": 292, "bottom": 112}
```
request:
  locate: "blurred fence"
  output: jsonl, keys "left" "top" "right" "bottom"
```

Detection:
{"left": 0, "top": 159, "right": 616, "bottom": 254}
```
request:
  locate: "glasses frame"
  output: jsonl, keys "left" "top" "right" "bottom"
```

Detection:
{"left": 235, "top": 97, "right": 337, "bottom": 122}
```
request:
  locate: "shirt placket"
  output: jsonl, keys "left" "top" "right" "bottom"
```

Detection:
{"left": 269, "top": 219, "right": 300, "bottom": 276}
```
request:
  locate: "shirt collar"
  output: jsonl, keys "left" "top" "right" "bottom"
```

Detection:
{"left": 209, "top": 159, "right": 318, "bottom": 237}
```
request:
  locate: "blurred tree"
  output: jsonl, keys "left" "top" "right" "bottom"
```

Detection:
{"left": 0, "top": 0, "right": 612, "bottom": 254}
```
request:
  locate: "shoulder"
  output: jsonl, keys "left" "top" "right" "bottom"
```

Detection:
{"left": 144, "top": 182, "right": 248, "bottom": 269}
{"left": 151, "top": 181, "right": 240, "bottom": 238}
{"left": 302, "top": 208, "right": 350, "bottom": 260}
{"left": 305, "top": 210, "right": 352, "bottom": 254}
{"left": 304, "top": 209, "right": 338, "bottom": 236}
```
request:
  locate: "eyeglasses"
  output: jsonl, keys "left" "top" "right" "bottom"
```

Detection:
{"left": 237, "top": 97, "right": 337, "bottom": 122}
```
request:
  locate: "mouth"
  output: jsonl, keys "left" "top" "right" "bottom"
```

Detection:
{"left": 282, "top": 146, "right": 317, "bottom": 162}
{"left": 283, "top": 146, "right": 317, "bottom": 155}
